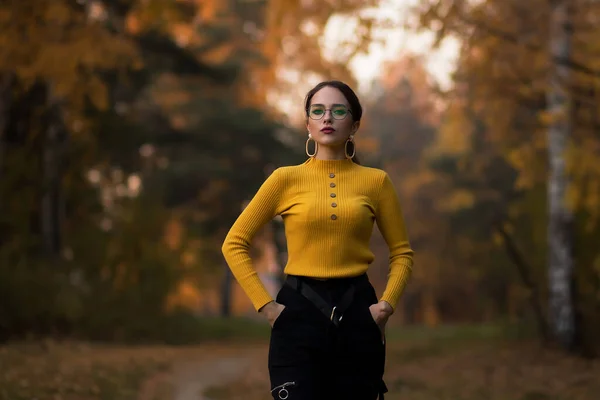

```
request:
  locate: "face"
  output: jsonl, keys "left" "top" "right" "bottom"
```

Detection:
{"left": 306, "top": 86, "right": 359, "bottom": 147}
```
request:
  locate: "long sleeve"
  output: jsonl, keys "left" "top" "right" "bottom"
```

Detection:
{"left": 221, "top": 169, "right": 284, "bottom": 311}
{"left": 375, "top": 172, "right": 414, "bottom": 310}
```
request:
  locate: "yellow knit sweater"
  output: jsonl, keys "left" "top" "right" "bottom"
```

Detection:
{"left": 221, "top": 157, "right": 414, "bottom": 312}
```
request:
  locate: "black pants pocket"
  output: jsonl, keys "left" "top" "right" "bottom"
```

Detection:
{"left": 272, "top": 305, "right": 292, "bottom": 330}
{"left": 363, "top": 302, "right": 386, "bottom": 345}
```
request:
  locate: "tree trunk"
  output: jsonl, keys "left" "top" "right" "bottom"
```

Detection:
{"left": 546, "top": 0, "right": 575, "bottom": 350}
{"left": 40, "top": 86, "right": 64, "bottom": 256}
{"left": 221, "top": 264, "right": 233, "bottom": 317}
{"left": 0, "top": 74, "right": 12, "bottom": 186}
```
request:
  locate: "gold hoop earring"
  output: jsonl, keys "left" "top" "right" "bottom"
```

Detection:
{"left": 345, "top": 135, "right": 355, "bottom": 159}
{"left": 306, "top": 134, "right": 317, "bottom": 157}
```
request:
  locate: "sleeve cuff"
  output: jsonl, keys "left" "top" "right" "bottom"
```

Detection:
{"left": 380, "top": 260, "right": 413, "bottom": 311}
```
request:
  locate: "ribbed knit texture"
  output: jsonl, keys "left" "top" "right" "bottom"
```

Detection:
{"left": 221, "top": 157, "right": 414, "bottom": 311}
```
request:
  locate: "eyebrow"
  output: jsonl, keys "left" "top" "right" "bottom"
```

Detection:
{"left": 310, "top": 103, "right": 348, "bottom": 108}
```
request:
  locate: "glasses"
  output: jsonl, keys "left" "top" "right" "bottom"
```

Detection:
{"left": 308, "top": 105, "right": 352, "bottom": 120}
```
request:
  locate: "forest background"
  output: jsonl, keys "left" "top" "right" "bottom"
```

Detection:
{"left": 2, "top": 0, "right": 599, "bottom": 362}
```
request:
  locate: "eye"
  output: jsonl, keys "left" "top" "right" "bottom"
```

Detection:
{"left": 332, "top": 107, "right": 347, "bottom": 116}
{"left": 310, "top": 108, "right": 324, "bottom": 115}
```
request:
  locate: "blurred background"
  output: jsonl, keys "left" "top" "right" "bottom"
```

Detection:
{"left": 1, "top": 0, "right": 599, "bottom": 399}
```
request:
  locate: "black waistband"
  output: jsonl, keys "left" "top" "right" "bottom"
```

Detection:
{"left": 287, "top": 273, "right": 370, "bottom": 289}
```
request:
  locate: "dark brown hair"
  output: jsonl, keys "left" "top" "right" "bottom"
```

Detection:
{"left": 304, "top": 80, "right": 362, "bottom": 164}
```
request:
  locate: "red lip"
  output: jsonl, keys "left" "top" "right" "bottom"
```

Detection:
{"left": 321, "top": 127, "right": 335, "bottom": 133}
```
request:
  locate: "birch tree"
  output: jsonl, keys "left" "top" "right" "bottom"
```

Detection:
{"left": 546, "top": 0, "right": 574, "bottom": 349}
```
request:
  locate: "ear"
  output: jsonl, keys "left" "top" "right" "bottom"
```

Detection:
{"left": 351, "top": 121, "right": 360, "bottom": 134}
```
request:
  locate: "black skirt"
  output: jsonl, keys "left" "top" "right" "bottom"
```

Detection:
{"left": 268, "top": 273, "right": 388, "bottom": 400}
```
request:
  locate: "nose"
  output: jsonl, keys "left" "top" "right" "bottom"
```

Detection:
{"left": 323, "top": 109, "right": 333, "bottom": 123}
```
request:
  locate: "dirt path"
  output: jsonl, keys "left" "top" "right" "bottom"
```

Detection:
{"left": 171, "top": 348, "right": 261, "bottom": 400}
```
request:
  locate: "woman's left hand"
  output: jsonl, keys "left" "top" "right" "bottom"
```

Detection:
{"left": 369, "top": 300, "right": 393, "bottom": 328}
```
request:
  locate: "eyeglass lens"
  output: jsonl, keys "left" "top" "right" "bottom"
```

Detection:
{"left": 309, "top": 105, "right": 349, "bottom": 120}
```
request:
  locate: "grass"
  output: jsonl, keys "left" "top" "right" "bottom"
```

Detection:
{"left": 182, "top": 315, "right": 271, "bottom": 343}
{"left": 108, "top": 313, "right": 272, "bottom": 345}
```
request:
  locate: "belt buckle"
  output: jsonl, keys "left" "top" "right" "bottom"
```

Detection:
{"left": 330, "top": 306, "right": 343, "bottom": 324}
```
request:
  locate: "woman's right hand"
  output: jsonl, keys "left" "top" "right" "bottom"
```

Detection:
{"left": 259, "top": 301, "right": 286, "bottom": 327}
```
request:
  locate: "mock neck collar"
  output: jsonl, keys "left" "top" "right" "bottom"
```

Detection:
{"left": 303, "top": 157, "right": 355, "bottom": 172}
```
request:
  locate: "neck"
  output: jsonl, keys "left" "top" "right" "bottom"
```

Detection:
{"left": 314, "top": 144, "right": 347, "bottom": 161}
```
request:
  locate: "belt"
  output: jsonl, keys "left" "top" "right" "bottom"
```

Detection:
{"left": 284, "top": 274, "right": 369, "bottom": 327}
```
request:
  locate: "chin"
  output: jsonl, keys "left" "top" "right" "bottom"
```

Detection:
{"left": 316, "top": 134, "right": 345, "bottom": 147}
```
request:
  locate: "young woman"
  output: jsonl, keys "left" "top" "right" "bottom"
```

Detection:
{"left": 221, "top": 80, "right": 414, "bottom": 400}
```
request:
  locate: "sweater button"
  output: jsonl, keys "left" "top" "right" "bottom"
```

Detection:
{"left": 331, "top": 202, "right": 337, "bottom": 208}
{"left": 331, "top": 214, "right": 337, "bottom": 220}
{"left": 329, "top": 173, "right": 335, "bottom": 178}
{"left": 330, "top": 182, "right": 336, "bottom": 188}
{"left": 330, "top": 193, "right": 336, "bottom": 198}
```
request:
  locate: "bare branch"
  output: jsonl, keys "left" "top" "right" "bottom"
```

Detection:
{"left": 494, "top": 220, "right": 549, "bottom": 340}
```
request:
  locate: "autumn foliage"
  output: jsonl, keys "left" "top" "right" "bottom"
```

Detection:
{"left": 0, "top": 0, "right": 599, "bottom": 361}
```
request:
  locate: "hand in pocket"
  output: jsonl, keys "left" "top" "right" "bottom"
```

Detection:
{"left": 368, "top": 302, "right": 390, "bottom": 327}
{"left": 271, "top": 305, "right": 287, "bottom": 327}
{"left": 369, "top": 301, "right": 392, "bottom": 343}
{"left": 260, "top": 301, "right": 287, "bottom": 327}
